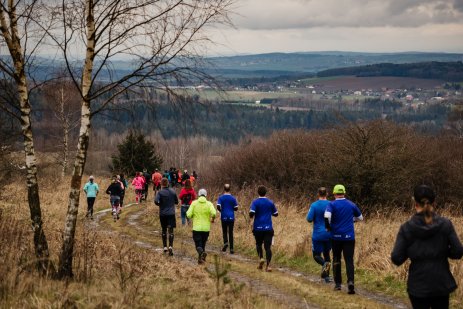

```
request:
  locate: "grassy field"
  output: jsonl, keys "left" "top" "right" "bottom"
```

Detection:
{"left": 301, "top": 76, "right": 443, "bottom": 91}
{"left": 180, "top": 89, "right": 302, "bottom": 102}
{"left": 1, "top": 175, "right": 462, "bottom": 308}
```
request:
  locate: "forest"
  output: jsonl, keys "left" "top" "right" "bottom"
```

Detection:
{"left": 317, "top": 61, "right": 463, "bottom": 81}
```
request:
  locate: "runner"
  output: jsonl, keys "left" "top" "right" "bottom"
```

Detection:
{"left": 132, "top": 172, "right": 145, "bottom": 204}
{"left": 169, "top": 168, "right": 177, "bottom": 188}
{"left": 186, "top": 188, "right": 216, "bottom": 264}
{"left": 217, "top": 183, "right": 238, "bottom": 254}
{"left": 181, "top": 169, "right": 190, "bottom": 184}
{"left": 189, "top": 174, "right": 196, "bottom": 187}
{"left": 83, "top": 175, "right": 99, "bottom": 220}
{"left": 152, "top": 168, "right": 162, "bottom": 194}
{"left": 391, "top": 185, "right": 463, "bottom": 309}
{"left": 106, "top": 176, "right": 123, "bottom": 222}
{"left": 307, "top": 187, "right": 332, "bottom": 282}
{"left": 142, "top": 168, "right": 151, "bottom": 201}
{"left": 179, "top": 179, "right": 196, "bottom": 226}
{"left": 324, "top": 184, "right": 363, "bottom": 294}
{"left": 163, "top": 169, "right": 170, "bottom": 184}
{"left": 154, "top": 178, "right": 179, "bottom": 256}
{"left": 250, "top": 185, "right": 278, "bottom": 272}
{"left": 118, "top": 174, "right": 128, "bottom": 209}
{"left": 176, "top": 169, "right": 182, "bottom": 187}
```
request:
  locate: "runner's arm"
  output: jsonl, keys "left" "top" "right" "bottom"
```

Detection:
{"left": 186, "top": 203, "right": 194, "bottom": 219}
{"left": 249, "top": 201, "right": 256, "bottom": 218}
{"left": 391, "top": 225, "right": 408, "bottom": 266}
{"left": 448, "top": 221, "right": 463, "bottom": 259}
{"left": 307, "top": 205, "right": 314, "bottom": 223}
{"left": 210, "top": 203, "right": 216, "bottom": 222}
{"left": 271, "top": 203, "right": 278, "bottom": 217}
{"left": 324, "top": 207, "right": 332, "bottom": 231}
{"left": 353, "top": 205, "right": 363, "bottom": 222}
{"left": 216, "top": 196, "right": 222, "bottom": 211}
{"left": 154, "top": 192, "right": 161, "bottom": 206}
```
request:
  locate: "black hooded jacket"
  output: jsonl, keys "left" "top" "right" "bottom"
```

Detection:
{"left": 391, "top": 213, "right": 463, "bottom": 297}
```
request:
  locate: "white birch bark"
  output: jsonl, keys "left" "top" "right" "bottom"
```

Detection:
{"left": 0, "top": 0, "right": 52, "bottom": 274}
{"left": 58, "top": 0, "right": 96, "bottom": 278}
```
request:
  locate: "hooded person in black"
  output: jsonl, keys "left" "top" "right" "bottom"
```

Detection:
{"left": 391, "top": 185, "right": 463, "bottom": 309}
{"left": 155, "top": 177, "right": 179, "bottom": 256}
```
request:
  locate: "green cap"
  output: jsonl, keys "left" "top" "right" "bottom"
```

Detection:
{"left": 333, "top": 184, "right": 346, "bottom": 194}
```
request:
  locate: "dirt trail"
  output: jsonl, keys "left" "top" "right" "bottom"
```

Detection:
{"left": 92, "top": 205, "right": 317, "bottom": 309}
{"left": 92, "top": 205, "right": 409, "bottom": 309}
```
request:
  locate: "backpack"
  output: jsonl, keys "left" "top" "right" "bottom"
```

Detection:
{"left": 182, "top": 193, "right": 192, "bottom": 205}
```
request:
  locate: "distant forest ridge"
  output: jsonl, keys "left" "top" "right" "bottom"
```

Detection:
{"left": 206, "top": 52, "right": 463, "bottom": 78}
{"left": 317, "top": 61, "right": 463, "bottom": 82}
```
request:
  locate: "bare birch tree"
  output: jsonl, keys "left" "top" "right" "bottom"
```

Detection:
{"left": 42, "top": 76, "right": 81, "bottom": 176}
{"left": 45, "top": 0, "right": 233, "bottom": 278}
{"left": 0, "top": 0, "right": 54, "bottom": 274}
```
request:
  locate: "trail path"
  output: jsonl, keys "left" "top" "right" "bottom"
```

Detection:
{"left": 91, "top": 204, "right": 410, "bottom": 309}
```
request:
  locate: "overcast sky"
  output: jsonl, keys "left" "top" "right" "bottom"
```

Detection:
{"left": 207, "top": 0, "right": 463, "bottom": 55}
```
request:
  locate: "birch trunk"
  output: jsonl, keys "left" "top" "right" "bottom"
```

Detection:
{"left": 60, "top": 88, "right": 69, "bottom": 177}
{"left": 57, "top": 0, "right": 96, "bottom": 278}
{"left": 0, "top": 1, "right": 53, "bottom": 274}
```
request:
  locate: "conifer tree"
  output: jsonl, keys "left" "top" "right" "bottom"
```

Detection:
{"left": 112, "top": 131, "right": 163, "bottom": 176}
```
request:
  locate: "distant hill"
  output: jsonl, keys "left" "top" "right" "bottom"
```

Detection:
{"left": 207, "top": 52, "right": 463, "bottom": 78}
{"left": 3, "top": 51, "right": 463, "bottom": 81}
{"left": 317, "top": 61, "right": 463, "bottom": 81}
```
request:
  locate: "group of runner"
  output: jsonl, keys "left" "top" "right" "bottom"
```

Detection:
{"left": 83, "top": 174, "right": 128, "bottom": 221}
{"left": 83, "top": 175, "right": 463, "bottom": 307}
{"left": 153, "top": 179, "right": 276, "bottom": 270}
{"left": 162, "top": 167, "right": 198, "bottom": 189}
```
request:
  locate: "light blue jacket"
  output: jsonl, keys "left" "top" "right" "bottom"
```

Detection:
{"left": 83, "top": 181, "right": 99, "bottom": 198}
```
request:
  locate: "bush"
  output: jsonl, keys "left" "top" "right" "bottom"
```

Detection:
{"left": 206, "top": 121, "right": 463, "bottom": 208}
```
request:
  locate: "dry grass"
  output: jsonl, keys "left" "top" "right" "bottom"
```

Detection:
{"left": 217, "top": 190, "right": 463, "bottom": 308}
{"left": 1, "top": 168, "right": 462, "bottom": 308}
{"left": 0, "top": 175, "right": 277, "bottom": 309}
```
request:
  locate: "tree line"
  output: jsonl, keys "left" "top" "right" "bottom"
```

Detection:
{"left": 317, "top": 62, "right": 463, "bottom": 82}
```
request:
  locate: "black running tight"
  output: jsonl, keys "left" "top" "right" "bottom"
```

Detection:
{"left": 253, "top": 230, "right": 274, "bottom": 265}
{"left": 162, "top": 227, "right": 174, "bottom": 248}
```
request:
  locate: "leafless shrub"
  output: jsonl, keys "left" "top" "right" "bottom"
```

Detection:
{"left": 206, "top": 120, "right": 463, "bottom": 209}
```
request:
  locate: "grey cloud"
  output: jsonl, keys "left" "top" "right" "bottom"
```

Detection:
{"left": 454, "top": 0, "right": 463, "bottom": 12}
{"left": 233, "top": 0, "right": 463, "bottom": 30}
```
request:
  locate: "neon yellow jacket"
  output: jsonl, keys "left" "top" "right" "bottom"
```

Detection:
{"left": 186, "top": 196, "right": 216, "bottom": 232}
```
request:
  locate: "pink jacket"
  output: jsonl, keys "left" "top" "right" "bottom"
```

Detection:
{"left": 131, "top": 176, "right": 145, "bottom": 190}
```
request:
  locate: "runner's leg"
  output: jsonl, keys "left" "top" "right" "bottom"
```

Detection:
{"left": 430, "top": 295, "right": 449, "bottom": 309}
{"left": 229, "top": 221, "right": 234, "bottom": 251}
{"left": 160, "top": 217, "right": 168, "bottom": 248}
{"left": 343, "top": 240, "right": 355, "bottom": 284}
{"left": 87, "top": 197, "right": 95, "bottom": 217}
{"left": 201, "top": 231, "right": 209, "bottom": 252}
{"left": 332, "top": 240, "right": 343, "bottom": 286}
{"left": 254, "top": 231, "right": 264, "bottom": 259}
{"left": 193, "top": 231, "right": 203, "bottom": 253}
{"left": 168, "top": 226, "right": 174, "bottom": 248}
{"left": 323, "top": 241, "right": 332, "bottom": 263}
{"left": 120, "top": 194, "right": 124, "bottom": 208}
{"left": 263, "top": 230, "right": 273, "bottom": 266}
{"left": 221, "top": 221, "right": 228, "bottom": 247}
{"left": 181, "top": 206, "right": 187, "bottom": 225}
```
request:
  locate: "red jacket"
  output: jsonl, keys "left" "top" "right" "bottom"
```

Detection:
{"left": 179, "top": 188, "right": 196, "bottom": 206}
